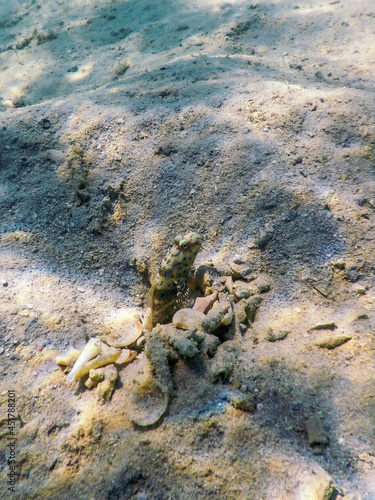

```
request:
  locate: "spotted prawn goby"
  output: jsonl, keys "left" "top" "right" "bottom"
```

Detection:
{"left": 145, "top": 232, "right": 202, "bottom": 330}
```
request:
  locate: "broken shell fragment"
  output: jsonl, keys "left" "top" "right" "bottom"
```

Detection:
{"left": 193, "top": 292, "right": 218, "bottom": 313}
{"left": 66, "top": 338, "right": 121, "bottom": 383}
{"left": 115, "top": 349, "right": 137, "bottom": 365}
{"left": 103, "top": 308, "right": 143, "bottom": 347}
{"left": 56, "top": 348, "right": 80, "bottom": 368}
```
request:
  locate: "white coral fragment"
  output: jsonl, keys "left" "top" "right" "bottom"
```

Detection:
{"left": 66, "top": 338, "right": 121, "bottom": 383}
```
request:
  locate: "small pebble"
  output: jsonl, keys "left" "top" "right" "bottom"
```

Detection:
{"left": 351, "top": 283, "right": 366, "bottom": 295}
{"left": 308, "top": 322, "right": 337, "bottom": 332}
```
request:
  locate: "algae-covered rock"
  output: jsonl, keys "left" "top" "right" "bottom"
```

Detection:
{"left": 317, "top": 335, "right": 351, "bottom": 350}
{"left": 265, "top": 329, "right": 289, "bottom": 342}
{"left": 245, "top": 296, "right": 263, "bottom": 323}
{"left": 202, "top": 301, "right": 229, "bottom": 334}
{"left": 145, "top": 330, "right": 176, "bottom": 395}
{"left": 306, "top": 414, "right": 329, "bottom": 454}
{"left": 308, "top": 322, "right": 337, "bottom": 332}
{"left": 97, "top": 365, "right": 118, "bottom": 403}
{"left": 84, "top": 364, "right": 120, "bottom": 402}
{"left": 200, "top": 333, "right": 221, "bottom": 358}
{"left": 209, "top": 341, "right": 240, "bottom": 383}
{"left": 230, "top": 393, "right": 256, "bottom": 412}
{"left": 113, "top": 57, "right": 130, "bottom": 76}
{"left": 232, "top": 281, "right": 254, "bottom": 300}
{"left": 156, "top": 324, "right": 204, "bottom": 359}
{"left": 85, "top": 367, "right": 106, "bottom": 389}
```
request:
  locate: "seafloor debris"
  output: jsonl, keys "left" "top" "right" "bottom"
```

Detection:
{"left": 306, "top": 414, "right": 329, "bottom": 454}
{"left": 308, "top": 322, "right": 337, "bottom": 332}
{"left": 113, "top": 57, "right": 130, "bottom": 76}
{"left": 317, "top": 335, "right": 351, "bottom": 350}
{"left": 85, "top": 365, "right": 119, "bottom": 403}
{"left": 66, "top": 338, "right": 121, "bottom": 383}
{"left": 103, "top": 308, "right": 143, "bottom": 348}
{"left": 265, "top": 328, "right": 289, "bottom": 342}
{"left": 56, "top": 234, "right": 271, "bottom": 427}
{"left": 56, "top": 349, "right": 80, "bottom": 370}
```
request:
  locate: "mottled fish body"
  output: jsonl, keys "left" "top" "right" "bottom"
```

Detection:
{"left": 146, "top": 232, "right": 202, "bottom": 329}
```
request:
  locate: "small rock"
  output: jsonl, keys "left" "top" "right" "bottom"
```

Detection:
{"left": 331, "top": 258, "right": 345, "bottom": 270}
{"left": 308, "top": 322, "right": 337, "bottom": 332}
{"left": 194, "top": 265, "right": 216, "bottom": 292}
{"left": 172, "top": 308, "right": 205, "bottom": 330}
{"left": 344, "top": 261, "right": 360, "bottom": 282}
{"left": 221, "top": 306, "right": 234, "bottom": 327}
{"left": 245, "top": 296, "right": 262, "bottom": 323}
{"left": 202, "top": 302, "right": 229, "bottom": 333}
{"left": 257, "top": 281, "right": 271, "bottom": 293}
{"left": 45, "top": 149, "right": 65, "bottom": 165}
{"left": 317, "top": 335, "right": 351, "bottom": 350}
{"left": 157, "top": 325, "right": 203, "bottom": 359}
{"left": 256, "top": 226, "right": 274, "bottom": 249}
{"left": 193, "top": 292, "right": 218, "bottom": 313}
{"left": 265, "top": 329, "right": 289, "bottom": 342}
{"left": 351, "top": 283, "right": 366, "bottom": 295}
{"left": 234, "top": 299, "right": 248, "bottom": 325}
{"left": 225, "top": 276, "right": 233, "bottom": 294}
{"left": 233, "top": 278, "right": 270, "bottom": 301}
{"left": 113, "top": 57, "right": 129, "bottom": 76}
{"left": 233, "top": 281, "right": 253, "bottom": 300}
{"left": 323, "top": 482, "right": 344, "bottom": 500}
{"left": 1, "top": 280, "right": 8, "bottom": 287}
{"left": 230, "top": 394, "right": 256, "bottom": 413}
{"left": 209, "top": 342, "right": 240, "bottom": 383}
{"left": 239, "top": 323, "right": 247, "bottom": 334}
{"left": 355, "top": 313, "right": 369, "bottom": 320}
{"left": 305, "top": 415, "right": 328, "bottom": 454}
{"left": 85, "top": 367, "right": 106, "bottom": 389}
{"left": 97, "top": 365, "right": 118, "bottom": 403}
{"left": 200, "top": 333, "right": 221, "bottom": 357}
{"left": 229, "top": 263, "right": 254, "bottom": 280}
